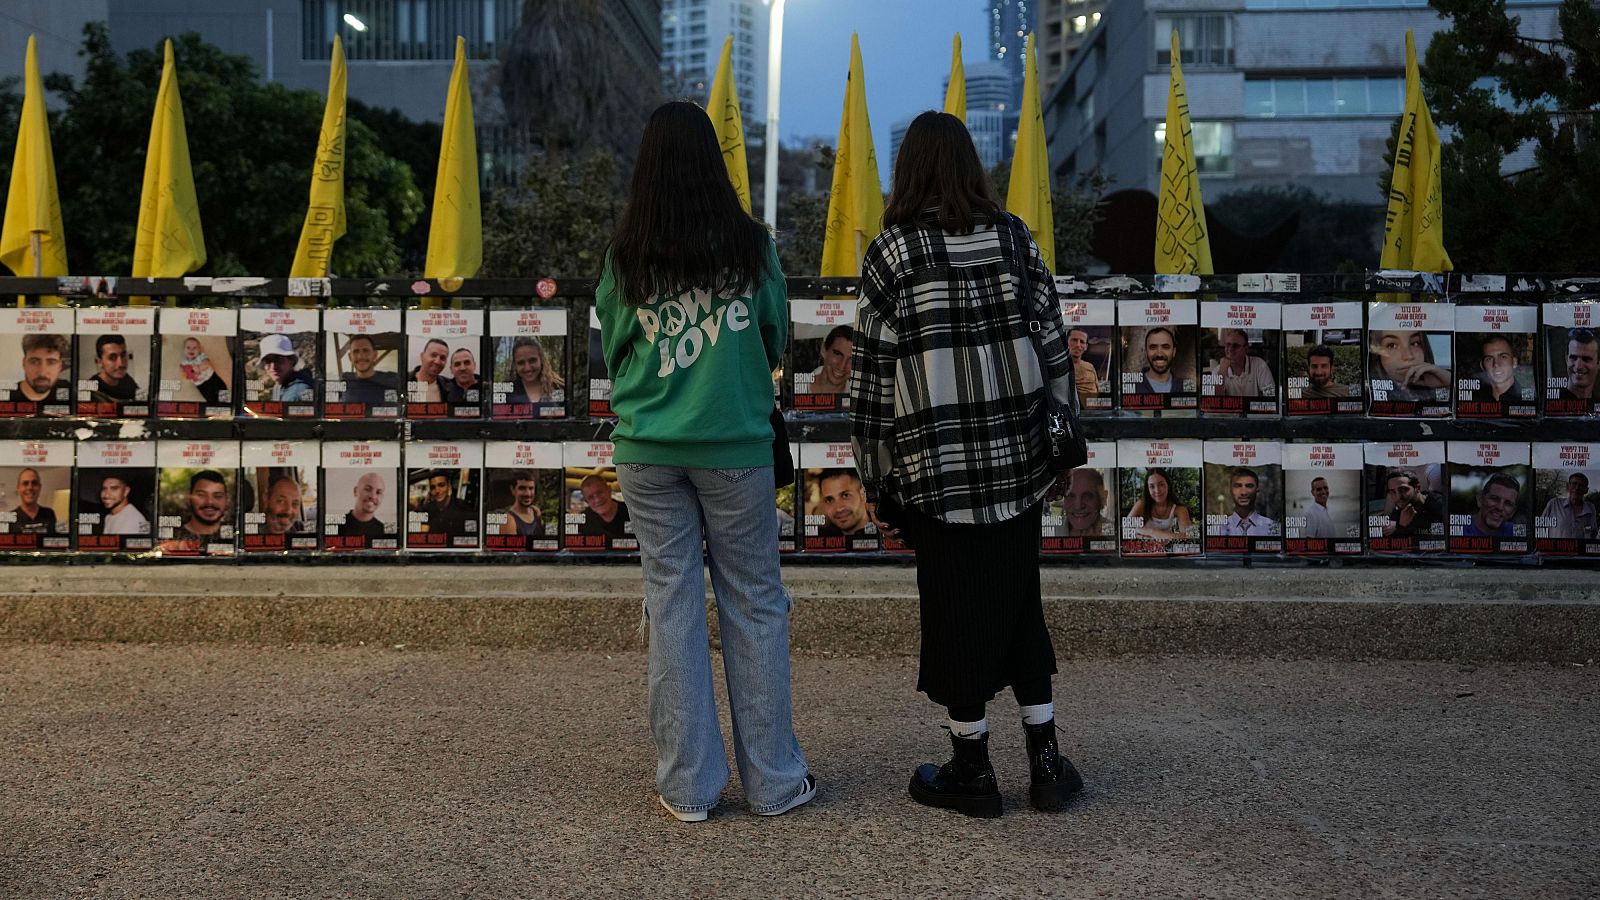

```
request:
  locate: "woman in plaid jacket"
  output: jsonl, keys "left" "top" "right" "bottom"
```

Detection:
{"left": 850, "top": 111, "right": 1084, "bottom": 818}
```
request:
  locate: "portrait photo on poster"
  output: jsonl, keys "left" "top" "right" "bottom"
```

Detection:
{"left": 0, "top": 309, "right": 74, "bottom": 418}
{"left": 1199, "top": 301, "right": 1281, "bottom": 417}
{"left": 1447, "top": 458, "right": 1531, "bottom": 555}
{"left": 494, "top": 335, "right": 567, "bottom": 416}
{"left": 788, "top": 298, "right": 856, "bottom": 412}
{"left": 323, "top": 310, "right": 403, "bottom": 420}
{"left": 1454, "top": 305, "right": 1538, "bottom": 419}
{"left": 239, "top": 308, "right": 319, "bottom": 419}
{"left": 0, "top": 441, "right": 73, "bottom": 552}
{"left": 156, "top": 463, "right": 237, "bottom": 557}
{"left": 1533, "top": 442, "right": 1600, "bottom": 557}
{"left": 1202, "top": 443, "right": 1283, "bottom": 554}
{"left": 324, "top": 466, "right": 399, "bottom": 550}
{"left": 74, "top": 308, "right": 154, "bottom": 418}
{"left": 1365, "top": 442, "right": 1447, "bottom": 555}
{"left": 1117, "top": 311, "right": 1199, "bottom": 412}
{"left": 1283, "top": 301, "right": 1364, "bottom": 416}
{"left": 1366, "top": 302, "right": 1453, "bottom": 418}
{"left": 1282, "top": 443, "right": 1364, "bottom": 557}
{"left": 1060, "top": 298, "right": 1116, "bottom": 412}
{"left": 156, "top": 308, "right": 236, "bottom": 419}
{"left": 1041, "top": 442, "right": 1118, "bottom": 555}
{"left": 563, "top": 468, "right": 633, "bottom": 550}
{"left": 484, "top": 469, "right": 562, "bottom": 552}
{"left": 1541, "top": 306, "right": 1599, "bottom": 417}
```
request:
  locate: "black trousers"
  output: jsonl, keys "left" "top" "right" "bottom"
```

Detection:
{"left": 898, "top": 500, "right": 1057, "bottom": 708}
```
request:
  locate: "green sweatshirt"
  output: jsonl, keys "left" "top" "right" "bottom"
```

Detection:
{"left": 595, "top": 242, "right": 788, "bottom": 469}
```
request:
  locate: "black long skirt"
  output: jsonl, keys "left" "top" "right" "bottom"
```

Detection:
{"left": 897, "top": 500, "right": 1057, "bottom": 708}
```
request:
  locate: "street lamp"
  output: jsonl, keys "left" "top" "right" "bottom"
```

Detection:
{"left": 763, "top": 0, "right": 787, "bottom": 227}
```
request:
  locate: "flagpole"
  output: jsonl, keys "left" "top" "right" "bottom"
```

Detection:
{"left": 762, "top": 0, "right": 787, "bottom": 226}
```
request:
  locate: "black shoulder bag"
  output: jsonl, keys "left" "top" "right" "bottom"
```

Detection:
{"left": 1005, "top": 214, "right": 1088, "bottom": 473}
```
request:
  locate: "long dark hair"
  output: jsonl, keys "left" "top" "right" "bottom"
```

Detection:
{"left": 609, "top": 101, "right": 771, "bottom": 307}
{"left": 882, "top": 111, "right": 1002, "bottom": 234}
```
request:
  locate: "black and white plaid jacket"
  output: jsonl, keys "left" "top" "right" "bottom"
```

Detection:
{"left": 850, "top": 214, "right": 1077, "bottom": 525}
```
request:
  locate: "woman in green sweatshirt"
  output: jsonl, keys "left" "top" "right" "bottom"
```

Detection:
{"left": 595, "top": 101, "right": 813, "bottom": 823}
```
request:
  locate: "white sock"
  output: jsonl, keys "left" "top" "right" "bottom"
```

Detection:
{"left": 948, "top": 717, "right": 988, "bottom": 739}
{"left": 1019, "top": 703, "right": 1054, "bottom": 726}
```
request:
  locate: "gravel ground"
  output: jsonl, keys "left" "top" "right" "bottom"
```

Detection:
{"left": 2, "top": 645, "right": 1596, "bottom": 899}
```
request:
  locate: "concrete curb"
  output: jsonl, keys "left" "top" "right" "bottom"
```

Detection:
{"left": 0, "top": 566, "right": 1596, "bottom": 661}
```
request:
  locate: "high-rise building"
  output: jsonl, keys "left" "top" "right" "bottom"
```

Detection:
{"left": 987, "top": 0, "right": 1036, "bottom": 93}
{"left": 963, "top": 62, "right": 1017, "bottom": 112}
{"left": 891, "top": 61, "right": 1020, "bottom": 172}
{"left": 1043, "top": 0, "right": 1564, "bottom": 205}
{"left": 662, "top": 0, "right": 770, "bottom": 122}
{"left": 954, "top": 62, "right": 1020, "bottom": 170}
{"left": 1036, "top": 0, "right": 1107, "bottom": 97}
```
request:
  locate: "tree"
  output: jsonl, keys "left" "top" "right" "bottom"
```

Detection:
{"left": 348, "top": 99, "right": 440, "bottom": 274}
{"left": 481, "top": 150, "right": 624, "bottom": 277}
{"left": 1409, "top": 0, "right": 1600, "bottom": 270}
{"left": 0, "top": 24, "right": 423, "bottom": 276}
{"left": 993, "top": 159, "right": 1109, "bottom": 274}
{"left": 498, "top": 0, "right": 664, "bottom": 163}
{"left": 1210, "top": 185, "right": 1377, "bottom": 273}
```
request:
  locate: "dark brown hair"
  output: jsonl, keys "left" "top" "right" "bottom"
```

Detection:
{"left": 608, "top": 101, "right": 772, "bottom": 307}
{"left": 882, "top": 111, "right": 1001, "bottom": 234}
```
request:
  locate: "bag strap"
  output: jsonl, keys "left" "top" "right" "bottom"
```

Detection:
{"left": 1005, "top": 213, "right": 1080, "bottom": 416}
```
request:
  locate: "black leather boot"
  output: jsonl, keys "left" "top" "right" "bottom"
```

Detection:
{"left": 1023, "top": 720, "right": 1084, "bottom": 812}
{"left": 908, "top": 732, "right": 1003, "bottom": 818}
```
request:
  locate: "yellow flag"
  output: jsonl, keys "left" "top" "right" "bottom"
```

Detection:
{"left": 943, "top": 34, "right": 966, "bottom": 123}
{"left": 707, "top": 35, "right": 751, "bottom": 214}
{"left": 290, "top": 35, "right": 347, "bottom": 279}
{"left": 1155, "top": 29, "right": 1213, "bottom": 275}
{"left": 820, "top": 33, "right": 883, "bottom": 277}
{"left": 1007, "top": 33, "right": 1055, "bottom": 272}
{"left": 133, "top": 39, "right": 206, "bottom": 297}
{"left": 424, "top": 36, "right": 482, "bottom": 281}
{"left": 0, "top": 35, "right": 69, "bottom": 303}
{"left": 1381, "top": 29, "right": 1451, "bottom": 272}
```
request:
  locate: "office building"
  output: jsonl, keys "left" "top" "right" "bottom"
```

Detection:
{"left": 890, "top": 60, "right": 1020, "bottom": 171}
{"left": 1044, "top": 0, "right": 1564, "bottom": 204}
{"left": 2, "top": 1, "right": 662, "bottom": 128}
{"left": 662, "top": 0, "right": 770, "bottom": 122}
{"left": 1036, "top": 0, "right": 1106, "bottom": 96}
{"left": 987, "top": 0, "right": 1035, "bottom": 96}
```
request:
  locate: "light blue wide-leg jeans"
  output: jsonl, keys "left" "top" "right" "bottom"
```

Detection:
{"left": 617, "top": 463, "right": 809, "bottom": 815}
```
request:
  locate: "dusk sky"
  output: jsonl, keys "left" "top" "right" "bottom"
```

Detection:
{"left": 779, "top": 0, "right": 992, "bottom": 178}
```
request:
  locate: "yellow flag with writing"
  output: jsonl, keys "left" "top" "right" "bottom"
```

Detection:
{"left": 1381, "top": 30, "right": 1451, "bottom": 272}
{"left": 133, "top": 39, "right": 206, "bottom": 298}
{"left": 1007, "top": 33, "right": 1055, "bottom": 272}
{"left": 0, "top": 35, "right": 69, "bottom": 303}
{"left": 290, "top": 35, "right": 347, "bottom": 279}
{"left": 943, "top": 34, "right": 966, "bottom": 123}
{"left": 1155, "top": 29, "right": 1213, "bottom": 275}
{"left": 820, "top": 33, "right": 883, "bottom": 277}
{"left": 707, "top": 35, "right": 751, "bottom": 214}
{"left": 424, "top": 36, "right": 482, "bottom": 281}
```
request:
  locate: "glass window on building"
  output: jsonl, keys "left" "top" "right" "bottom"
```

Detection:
{"left": 1154, "top": 121, "right": 1234, "bottom": 175}
{"left": 1305, "top": 79, "right": 1337, "bottom": 116}
{"left": 302, "top": 0, "right": 520, "bottom": 60}
{"left": 1333, "top": 78, "right": 1370, "bottom": 114}
{"left": 1154, "top": 16, "right": 1233, "bottom": 67}
{"left": 1243, "top": 77, "right": 1405, "bottom": 117}
{"left": 1244, "top": 80, "right": 1273, "bottom": 117}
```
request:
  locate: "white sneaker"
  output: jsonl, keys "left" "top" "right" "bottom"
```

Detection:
{"left": 755, "top": 773, "right": 816, "bottom": 817}
{"left": 659, "top": 795, "right": 709, "bottom": 822}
